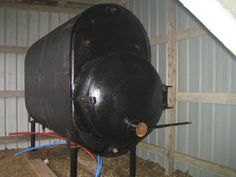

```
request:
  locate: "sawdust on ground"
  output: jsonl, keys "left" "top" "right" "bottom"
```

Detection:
{"left": 0, "top": 147, "right": 192, "bottom": 177}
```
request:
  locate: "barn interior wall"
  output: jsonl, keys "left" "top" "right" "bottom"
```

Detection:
{"left": 126, "top": 0, "right": 236, "bottom": 177}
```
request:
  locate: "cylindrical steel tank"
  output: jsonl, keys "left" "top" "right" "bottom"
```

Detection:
{"left": 25, "top": 4, "right": 164, "bottom": 156}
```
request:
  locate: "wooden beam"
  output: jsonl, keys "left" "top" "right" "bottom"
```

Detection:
{"left": 174, "top": 152, "right": 236, "bottom": 177}
{"left": 0, "top": 135, "right": 54, "bottom": 145}
{"left": 138, "top": 142, "right": 236, "bottom": 177}
{"left": 150, "top": 34, "right": 168, "bottom": 46}
{"left": 150, "top": 27, "right": 207, "bottom": 46}
{"left": 177, "top": 92, "right": 236, "bottom": 104}
{"left": 57, "top": 0, "right": 68, "bottom": 6}
{"left": 177, "top": 27, "right": 206, "bottom": 41}
{"left": 0, "top": 45, "right": 27, "bottom": 54}
{"left": 164, "top": 0, "right": 177, "bottom": 175}
{"left": 0, "top": 1, "right": 86, "bottom": 14}
{"left": 67, "top": 0, "right": 128, "bottom": 5}
{"left": 0, "top": 90, "right": 24, "bottom": 98}
{"left": 77, "top": 156, "right": 96, "bottom": 176}
{"left": 138, "top": 142, "right": 166, "bottom": 155}
{"left": 29, "top": 159, "right": 57, "bottom": 177}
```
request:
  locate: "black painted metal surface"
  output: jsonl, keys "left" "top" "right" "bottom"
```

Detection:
{"left": 25, "top": 4, "right": 164, "bottom": 156}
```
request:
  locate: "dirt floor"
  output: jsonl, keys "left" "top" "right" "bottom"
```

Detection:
{"left": 0, "top": 146, "right": 192, "bottom": 177}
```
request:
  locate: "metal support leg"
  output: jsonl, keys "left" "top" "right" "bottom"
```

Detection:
{"left": 70, "top": 148, "right": 78, "bottom": 177}
{"left": 30, "top": 117, "right": 36, "bottom": 148}
{"left": 130, "top": 145, "right": 136, "bottom": 177}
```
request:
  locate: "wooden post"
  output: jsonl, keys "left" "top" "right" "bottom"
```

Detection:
{"left": 29, "top": 159, "right": 58, "bottom": 177}
{"left": 0, "top": 90, "right": 24, "bottom": 98}
{"left": 177, "top": 92, "right": 236, "bottom": 104}
{"left": 164, "top": 0, "right": 177, "bottom": 175}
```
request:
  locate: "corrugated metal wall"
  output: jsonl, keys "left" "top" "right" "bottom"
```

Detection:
{"left": 0, "top": 7, "right": 76, "bottom": 150}
{"left": 126, "top": 0, "right": 236, "bottom": 177}
{"left": 176, "top": 3, "right": 236, "bottom": 177}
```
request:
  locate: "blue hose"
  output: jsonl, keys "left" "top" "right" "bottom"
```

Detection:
{"left": 15, "top": 141, "right": 67, "bottom": 157}
{"left": 16, "top": 142, "right": 103, "bottom": 176}
{"left": 95, "top": 155, "right": 103, "bottom": 177}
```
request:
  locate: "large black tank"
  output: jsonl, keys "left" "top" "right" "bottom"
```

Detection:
{"left": 25, "top": 4, "right": 164, "bottom": 156}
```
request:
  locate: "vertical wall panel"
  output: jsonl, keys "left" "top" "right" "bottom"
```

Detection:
{"left": 28, "top": 11, "right": 38, "bottom": 46}
{"left": 17, "top": 10, "right": 28, "bottom": 47}
{"left": 230, "top": 105, "right": 236, "bottom": 167}
{"left": 150, "top": 0, "right": 158, "bottom": 38}
{"left": 158, "top": 0, "right": 167, "bottom": 35}
{"left": 231, "top": 56, "right": 236, "bottom": 92}
{"left": 150, "top": 0, "right": 159, "bottom": 73}
{"left": 202, "top": 35, "right": 214, "bottom": 92}
{"left": 0, "top": 8, "right": 4, "bottom": 46}
{"left": 39, "top": 12, "right": 49, "bottom": 38}
{"left": 176, "top": 102, "right": 188, "bottom": 171}
{"left": 49, "top": 12, "right": 59, "bottom": 31}
{"left": 17, "top": 10, "right": 28, "bottom": 148}
{"left": 177, "top": 39, "right": 188, "bottom": 92}
{"left": 199, "top": 103, "right": 213, "bottom": 160}
{"left": 5, "top": 55, "right": 17, "bottom": 150}
{"left": 0, "top": 8, "right": 5, "bottom": 150}
{"left": 5, "top": 8, "right": 17, "bottom": 149}
{"left": 59, "top": 13, "right": 70, "bottom": 25}
{"left": 189, "top": 37, "right": 200, "bottom": 92}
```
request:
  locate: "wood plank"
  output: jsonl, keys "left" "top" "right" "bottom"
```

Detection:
{"left": 150, "top": 34, "right": 168, "bottom": 45}
{"left": 0, "top": 135, "right": 54, "bottom": 145}
{"left": 77, "top": 156, "right": 96, "bottom": 176}
{"left": 0, "top": 90, "right": 24, "bottom": 98}
{"left": 29, "top": 159, "right": 57, "bottom": 177}
{"left": 0, "top": 1, "right": 86, "bottom": 14}
{"left": 77, "top": 153, "right": 106, "bottom": 176}
{"left": 174, "top": 152, "right": 236, "bottom": 177}
{"left": 67, "top": 0, "right": 128, "bottom": 5}
{"left": 0, "top": 45, "right": 27, "bottom": 53}
{"left": 57, "top": 0, "right": 68, "bottom": 6}
{"left": 138, "top": 142, "right": 236, "bottom": 177}
{"left": 150, "top": 27, "right": 207, "bottom": 46}
{"left": 138, "top": 142, "right": 166, "bottom": 155}
{"left": 164, "top": 0, "right": 177, "bottom": 175}
{"left": 177, "top": 92, "right": 236, "bottom": 104}
{"left": 177, "top": 27, "right": 206, "bottom": 41}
